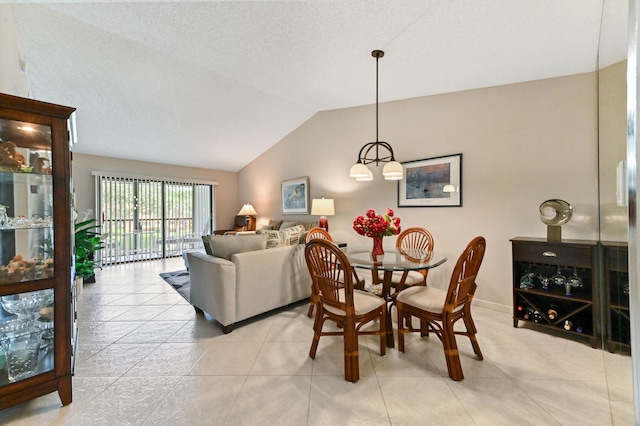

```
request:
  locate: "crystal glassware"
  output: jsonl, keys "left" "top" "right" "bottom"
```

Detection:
{"left": 565, "top": 268, "right": 584, "bottom": 296}
{"left": 551, "top": 266, "right": 566, "bottom": 287}
{"left": 519, "top": 267, "right": 536, "bottom": 289}
{"left": 537, "top": 274, "right": 551, "bottom": 292}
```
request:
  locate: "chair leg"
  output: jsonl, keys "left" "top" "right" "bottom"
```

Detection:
{"left": 462, "top": 308, "right": 483, "bottom": 360}
{"left": 396, "top": 302, "right": 406, "bottom": 353}
{"left": 442, "top": 320, "right": 464, "bottom": 381}
{"left": 420, "top": 318, "right": 429, "bottom": 337}
{"left": 343, "top": 317, "right": 359, "bottom": 382}
{"left": 379, "top": 306, "right": 387, "bottom": 356}
{"left": 309, "top": 309, "right": 324, "bottom": 359}
{"left": 307, "top": 288, "right": 316, "bottom": 318}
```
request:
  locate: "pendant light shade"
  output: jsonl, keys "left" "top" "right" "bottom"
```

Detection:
{"left": 355, "top": 168, "right": 374, "bottom": 181}
{"left": 350, "top": 50, "right": 403, "bottom": 181}
{"left": 349, "top": 162, "right": 370, "bottom": 178}
{"left": 382, "top": 160, "right": 404, "bottom": 180}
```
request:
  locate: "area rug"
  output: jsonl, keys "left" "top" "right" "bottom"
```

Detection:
{"left": 159, "top": 270, "right": 190, "bottom": 302}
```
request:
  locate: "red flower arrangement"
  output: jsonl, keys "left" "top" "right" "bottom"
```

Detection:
{"left": 353, "top": 208, "right": 401, "bottom": 238}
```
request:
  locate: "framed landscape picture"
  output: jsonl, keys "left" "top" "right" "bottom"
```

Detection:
{"left": 398, "top": 153, "right": 462, "bottom": 207}
{"left": 281, "top": 176, "right": 310, "bottom": 214}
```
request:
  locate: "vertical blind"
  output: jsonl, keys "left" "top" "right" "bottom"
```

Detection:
{"left": 93, "top": 172, "right": 216, "bottom": 265}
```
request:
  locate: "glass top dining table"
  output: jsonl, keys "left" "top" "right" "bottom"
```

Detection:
{"left": 346, "top": 246, "right": 447, "bottom": 272}
{"left": 345, "top": 245, "right": 448, "bottom": 348}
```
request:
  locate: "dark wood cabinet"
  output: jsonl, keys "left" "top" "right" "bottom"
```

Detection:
{"left": 511, "top": 237, "right": 599, "bottom": 348}
{"left": 602, "top": 242, "right": 630, "bottom": 353}
{"left": 0, "top": 94, "right": 75, "bottom": 409}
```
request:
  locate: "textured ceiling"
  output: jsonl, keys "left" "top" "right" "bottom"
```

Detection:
{"left": 9, "top": 0, "right": 625, "bottom": 172}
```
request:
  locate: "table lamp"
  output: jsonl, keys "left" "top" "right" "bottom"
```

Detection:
{"left": 311, "top": 198, "right": 335, "bottom": 231}
{"left": 237, "top": 203, "right": 257, "bottom": 231}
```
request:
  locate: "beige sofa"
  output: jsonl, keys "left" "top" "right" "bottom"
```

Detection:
{"left": 186, "top": 233, "right": 311, "bottom": 333}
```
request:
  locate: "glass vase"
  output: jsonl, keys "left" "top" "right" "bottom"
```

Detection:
{"left": 371, "top": 236, "right": 384, "bottom": 256}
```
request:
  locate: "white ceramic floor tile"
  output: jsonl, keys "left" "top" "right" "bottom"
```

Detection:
{"left": 124, "top": 342, "right": 211, "bottom": 377}
{"left": 380, "top": 376, "right": 475, "bottom": 425}
{"left": 514, "top": 378, "right": 613, "bottom": 425}
{"left": 65, "top": 376, "right": 181, "bottom": 425}
{"left": 74, "top": 343, "right": 159, "bottom": 377}
{"left": 143, "top": 375, "right": 245, "bottom": 425}
{"left": 187, "top": 341, "right": 263, "bottom": 375}
{"left": 116, "top": 320, "right": 186, "bottom": 344}
{"left": 448, "top": 378, "right": 560, "bottom": 425}
{"left": 226, "top": 376, "right": 311, "bottom": 425}
{"left": 109, "top": 305, "right": 171, "bottom": 322}
{"left": 309, "top": 375, "right": 390, "bottom": 426}
{"left": 250, "top": 341, "right": 314, "bottom": 375}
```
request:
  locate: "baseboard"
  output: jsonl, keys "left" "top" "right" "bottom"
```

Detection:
{"left": 473, "top": 298, "right": 511, "bottom": 314}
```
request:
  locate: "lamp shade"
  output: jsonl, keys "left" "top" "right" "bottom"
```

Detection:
{"left": 349, "top": 163, "right": 370, "bottom": 178}
{"left": 238, "top": 203, "right": 257, "bottom": 216}
{"left": 356, "top": 169, "right": 373, "bottom": 181}
{"left": 311, "top": 198, "right": 335, "bottom": 216}
{"left": 382, "top": 161, "right": 404, "bottom": 180}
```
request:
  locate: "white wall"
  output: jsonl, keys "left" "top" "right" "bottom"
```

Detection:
{"left": 0, "top": 5, "right": 30, "bottom": 96}
{"left": 239, "top": 73, "right": 598, "bottom": 309}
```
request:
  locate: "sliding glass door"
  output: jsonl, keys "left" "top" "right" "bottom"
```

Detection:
{"left": 94, "top": 173, "right": 215, "bottom": 264}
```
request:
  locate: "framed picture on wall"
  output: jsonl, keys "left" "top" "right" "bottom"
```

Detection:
{"left": 398, "top": 153, "right": 462, "bottom": 207}
{"left": 281, "top": 176, "right": 310, "bottom": 214}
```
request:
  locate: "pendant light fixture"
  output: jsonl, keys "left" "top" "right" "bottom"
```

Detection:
{"left": 349, "top": 50, "right": 403, "bottom": 181}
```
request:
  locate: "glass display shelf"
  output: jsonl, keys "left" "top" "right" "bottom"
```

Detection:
{"left": 0, "top": 289, "right": 55, "bottom": 386}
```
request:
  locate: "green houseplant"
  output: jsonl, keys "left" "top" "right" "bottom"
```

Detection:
{"left": 74, "top": 218, "right": 104, "bottom": 283}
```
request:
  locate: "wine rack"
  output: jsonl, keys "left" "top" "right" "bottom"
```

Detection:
{"left": 602, "top": 242, "right": 629, "bottom": 353}
{"left": 511, "top": 237, "right": 599, "bottom": 348}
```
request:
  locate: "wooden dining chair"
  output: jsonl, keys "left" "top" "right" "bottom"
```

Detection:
{"left": 305, "top": 227, "right": 333, "bottom": 317}
{"left": 305, "top": 227, "right": 366, "bottom": 317}
{"left": 304, "top": 239, "right": 387, "bottom": 382}
{"left": 396, "top": 236, "right": 486, "bottom": 381}
{"left": 393, "top": 227, "right": 435, "bottom": 288}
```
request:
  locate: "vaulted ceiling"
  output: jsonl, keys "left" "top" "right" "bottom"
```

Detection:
{"left": 10, "top": 1, "right": 625, "bottom": 172}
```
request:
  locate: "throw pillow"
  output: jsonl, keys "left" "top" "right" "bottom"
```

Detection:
{"left": 298, "top": 221, "right": 319, "bottom": 231}
{"left": 268, "top": 219, "right": 283, "bottom": 230}
{"left": 207, "top": 235, "right": 266, "bottom": 260}
{"left": 280, "top": 225, "right": 305, "bottom": 245}
{"left": 258, "top": 229, "right": 285, "bottom": 248}
{"left": 279, "top": 221, "right": 299, "bottom": 230}
{"left": 201, "top": 235, "right": 214, "bottom": 255}
{"left": 259, "top": 225, "right": 274, "bottom": 230}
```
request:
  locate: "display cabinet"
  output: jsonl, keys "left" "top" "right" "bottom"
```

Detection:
{"left": 602, "top": 242, "right": 630, "bottom": 353}
{"left": 0, "top": 93, "right": 75, "bottom": 409}
{"left": 511, "top": 237, "right": 599, "bottom": 348}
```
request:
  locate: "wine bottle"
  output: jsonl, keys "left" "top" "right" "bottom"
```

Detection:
{"left": 531, "top": 311, "right": 543, "bottom": 323}
{"left": 522, "top": 307, "right": 534, "bottom": 320}
{"left": 563, "top": 320, "right": 573, "bottom": 331}
{"left": 547, "top": 303, "right": 559, "bottom": 320}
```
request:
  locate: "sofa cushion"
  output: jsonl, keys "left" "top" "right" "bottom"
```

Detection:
{"left": 202, "top": 235, "right": 266, "bottom": 260}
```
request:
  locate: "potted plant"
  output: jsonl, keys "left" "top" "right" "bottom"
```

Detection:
{"left": 74, "top": 217, "right": 104, "bottom": 283}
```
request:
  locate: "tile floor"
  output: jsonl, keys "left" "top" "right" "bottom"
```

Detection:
{"left": 0, "top": 257, "right": 634, "bottom": 425}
